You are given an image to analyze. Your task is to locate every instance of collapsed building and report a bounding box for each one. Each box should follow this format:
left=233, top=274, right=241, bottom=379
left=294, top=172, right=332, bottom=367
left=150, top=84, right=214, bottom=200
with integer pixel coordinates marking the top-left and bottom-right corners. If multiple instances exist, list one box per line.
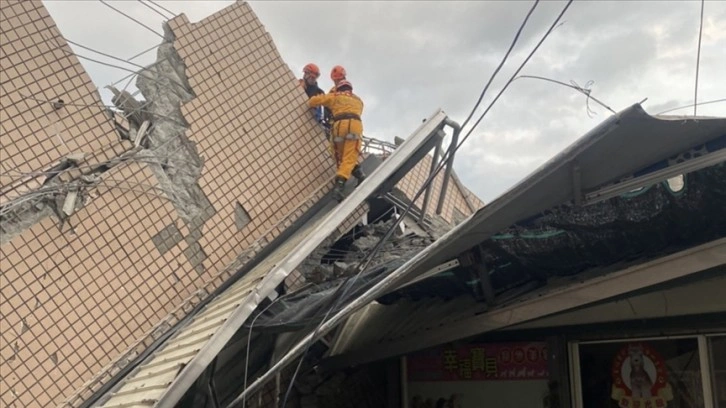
left=1, top=1, right=481, bottom=407
left=3, top=1, right=726, bottom=408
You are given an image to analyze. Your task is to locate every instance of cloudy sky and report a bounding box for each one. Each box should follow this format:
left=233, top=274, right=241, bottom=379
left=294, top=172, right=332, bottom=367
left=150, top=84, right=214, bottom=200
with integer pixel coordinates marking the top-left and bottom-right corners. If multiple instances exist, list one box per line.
left=42, top=1, right=725, bottom=202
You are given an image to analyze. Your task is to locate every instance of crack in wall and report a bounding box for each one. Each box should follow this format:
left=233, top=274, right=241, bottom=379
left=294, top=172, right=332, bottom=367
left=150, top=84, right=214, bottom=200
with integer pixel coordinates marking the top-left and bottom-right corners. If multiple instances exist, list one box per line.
left=2, top=23, right=215, bottom=277
left=0, top=157, right=103, bottom=245
left=134, top=23, right=215, bottom=274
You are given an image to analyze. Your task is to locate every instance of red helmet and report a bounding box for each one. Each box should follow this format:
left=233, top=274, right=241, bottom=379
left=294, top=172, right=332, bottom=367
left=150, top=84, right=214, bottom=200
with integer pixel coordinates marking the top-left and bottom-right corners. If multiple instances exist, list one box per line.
left=330, top=65, right=347, bottom=81
left=303, top=63, right=320, bottom=77
left=336, top=80, right=353, bottom=91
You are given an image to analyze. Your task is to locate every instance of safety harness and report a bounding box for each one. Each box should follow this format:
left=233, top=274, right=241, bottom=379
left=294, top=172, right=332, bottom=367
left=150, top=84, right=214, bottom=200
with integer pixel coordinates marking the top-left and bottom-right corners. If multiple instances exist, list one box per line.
left=331, top=112, right=362, bottom=142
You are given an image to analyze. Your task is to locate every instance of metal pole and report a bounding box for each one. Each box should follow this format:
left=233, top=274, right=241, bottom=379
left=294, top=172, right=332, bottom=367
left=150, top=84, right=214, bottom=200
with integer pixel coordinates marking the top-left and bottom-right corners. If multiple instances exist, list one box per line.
left=436, top=118, right=461, bottom=215
left=698, top=336, right=715, bottom=408
left=419, top=134, right=443, bottom=223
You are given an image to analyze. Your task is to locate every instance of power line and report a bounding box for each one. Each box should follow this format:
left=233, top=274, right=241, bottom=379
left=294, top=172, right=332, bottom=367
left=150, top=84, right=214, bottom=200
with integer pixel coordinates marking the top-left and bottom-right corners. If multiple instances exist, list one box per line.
left=147, top=0, right=176, bottom=18
left=241, top=293, right=294, bottom=408
left=126, top=43, right=162, bottom=62
left=41, top=30, right=190, bottom=99
left=459, top=0, right=540, bottom=131
left=64, top=37, right=151, bottom=72
left=694, top=0, right=705, bottom=116
left=17, top=92, right=188, bottom=129
left=137, top=0, right=169, bottom=19
left=39, top=30, right=154, bottom=78
left=513, top=74, right=616, bottom=115
left=655, top=98, right=726, bottom=115
left=461, top=0, right=574, bottom=148
left=99, top=0, right=164, bottom=38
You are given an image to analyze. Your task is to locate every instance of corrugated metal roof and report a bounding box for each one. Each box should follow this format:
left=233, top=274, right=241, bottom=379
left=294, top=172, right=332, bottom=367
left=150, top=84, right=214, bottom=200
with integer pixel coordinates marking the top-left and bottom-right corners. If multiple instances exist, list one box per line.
left=405, top=104, right=726, bottom=276
left=98, top=219, right=315, bottom=408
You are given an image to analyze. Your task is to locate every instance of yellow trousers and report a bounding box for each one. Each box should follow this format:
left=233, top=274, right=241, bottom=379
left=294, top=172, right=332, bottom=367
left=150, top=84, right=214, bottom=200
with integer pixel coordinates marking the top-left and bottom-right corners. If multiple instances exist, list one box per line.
left=331, top=137, right=361, bottom=180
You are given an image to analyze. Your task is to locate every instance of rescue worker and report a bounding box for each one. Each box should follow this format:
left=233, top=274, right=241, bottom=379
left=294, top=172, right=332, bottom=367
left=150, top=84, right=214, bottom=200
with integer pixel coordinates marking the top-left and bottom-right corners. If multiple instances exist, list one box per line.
left=299, top=63, right=331, bottom=129
left=308, top=78, right=366, bottom=201
left=299, top=63, right=324, bottom=97
left=327, top=66, right=366, bottom=190
left=329, top=64, right=347, bottom=93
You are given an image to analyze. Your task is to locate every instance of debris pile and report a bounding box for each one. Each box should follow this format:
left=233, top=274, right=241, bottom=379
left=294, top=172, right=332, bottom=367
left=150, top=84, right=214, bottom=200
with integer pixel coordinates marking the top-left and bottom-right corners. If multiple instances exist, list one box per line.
left=300, top=217, right=434, bottom=285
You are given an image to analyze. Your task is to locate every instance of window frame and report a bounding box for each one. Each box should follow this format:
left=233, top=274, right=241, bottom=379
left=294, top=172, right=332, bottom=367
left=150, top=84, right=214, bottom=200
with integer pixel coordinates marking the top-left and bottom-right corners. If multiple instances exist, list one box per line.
left=568, top=333, right=723, bottom=408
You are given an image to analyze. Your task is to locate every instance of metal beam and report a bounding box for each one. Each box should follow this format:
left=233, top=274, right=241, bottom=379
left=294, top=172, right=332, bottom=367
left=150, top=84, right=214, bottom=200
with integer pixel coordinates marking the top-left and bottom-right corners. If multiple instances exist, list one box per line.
left=584, top=148, right=726, bottom=204
left=320, top=238, right=726, bottom=370
left=419, top=132, right=443, bottom=223
left=474, top=260, right=496, bottom=307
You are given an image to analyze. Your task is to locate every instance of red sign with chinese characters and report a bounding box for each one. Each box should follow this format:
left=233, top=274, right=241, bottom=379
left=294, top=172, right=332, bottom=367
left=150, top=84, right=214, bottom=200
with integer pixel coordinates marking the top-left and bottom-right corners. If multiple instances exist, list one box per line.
left=407, top=342, right=549, bottom=381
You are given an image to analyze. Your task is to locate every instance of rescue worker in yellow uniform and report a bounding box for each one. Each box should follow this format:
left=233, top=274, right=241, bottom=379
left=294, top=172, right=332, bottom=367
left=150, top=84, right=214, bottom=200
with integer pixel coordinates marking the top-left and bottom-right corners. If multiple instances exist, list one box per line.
left=327, top=66, right=366, bottom=190
left=308, top=70, right=366, bottom=201
left=328, top=65, right=347, bottom=93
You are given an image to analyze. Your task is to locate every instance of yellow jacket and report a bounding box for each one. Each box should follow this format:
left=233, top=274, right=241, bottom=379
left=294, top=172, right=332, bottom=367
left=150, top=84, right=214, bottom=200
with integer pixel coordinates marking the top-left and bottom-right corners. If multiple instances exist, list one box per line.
left=308, top=91, right=364, bottom=137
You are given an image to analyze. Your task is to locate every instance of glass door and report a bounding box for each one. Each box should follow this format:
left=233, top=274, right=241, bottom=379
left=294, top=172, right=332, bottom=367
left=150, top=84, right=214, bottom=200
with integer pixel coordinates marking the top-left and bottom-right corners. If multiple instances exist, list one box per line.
left=570, top=335, right=725, bottom=408
left=710, top=336, right=726, bottom=408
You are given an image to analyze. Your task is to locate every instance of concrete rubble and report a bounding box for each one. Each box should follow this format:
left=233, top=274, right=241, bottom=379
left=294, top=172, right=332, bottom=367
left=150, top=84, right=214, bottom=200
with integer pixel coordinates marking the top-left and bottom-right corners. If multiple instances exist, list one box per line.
left=298, top=216, right=436, bottom=285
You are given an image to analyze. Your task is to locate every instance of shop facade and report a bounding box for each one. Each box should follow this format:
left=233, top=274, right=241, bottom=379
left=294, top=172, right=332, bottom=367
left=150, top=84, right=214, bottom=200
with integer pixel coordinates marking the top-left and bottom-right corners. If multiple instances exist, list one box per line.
left=402, top=329, right=725, bottom=408
left=399, top=271, right=726, bottom=408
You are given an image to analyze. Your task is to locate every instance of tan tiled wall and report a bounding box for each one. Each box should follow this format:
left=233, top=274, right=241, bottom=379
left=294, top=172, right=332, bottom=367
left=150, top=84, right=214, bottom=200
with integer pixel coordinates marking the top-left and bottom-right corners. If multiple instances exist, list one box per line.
left=1, top=1, right=337, bottom=407
left=1, top=164, right=183, bottom=407
left=395, top=153, right=482, bottom=224
left=167, top=2, right=336, bottom=279
left=0, top=0, right=124, bottom=205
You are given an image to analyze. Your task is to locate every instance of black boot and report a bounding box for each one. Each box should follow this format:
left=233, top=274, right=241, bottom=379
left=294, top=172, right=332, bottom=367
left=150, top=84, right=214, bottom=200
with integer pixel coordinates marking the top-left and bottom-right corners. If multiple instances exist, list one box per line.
left=352, top=165, right=366, bottom=186
left=332, top=176, right=346, bottom=202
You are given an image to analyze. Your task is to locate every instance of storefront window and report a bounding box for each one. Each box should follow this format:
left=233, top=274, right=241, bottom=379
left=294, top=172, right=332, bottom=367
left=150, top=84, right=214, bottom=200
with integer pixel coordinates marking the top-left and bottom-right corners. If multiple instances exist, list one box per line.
left=711, top=336, right=726, bottom=408
left=578, top=338, right=703, bottom=408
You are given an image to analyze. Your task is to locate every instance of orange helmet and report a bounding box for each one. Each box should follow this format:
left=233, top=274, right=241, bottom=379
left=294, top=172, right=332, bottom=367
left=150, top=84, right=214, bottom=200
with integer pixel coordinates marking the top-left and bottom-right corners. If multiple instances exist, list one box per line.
left=330, top=65, right=347, bottom=81
left=303, top=63, right=320, bottom=77
left=336, top=80, right=353, bottom=91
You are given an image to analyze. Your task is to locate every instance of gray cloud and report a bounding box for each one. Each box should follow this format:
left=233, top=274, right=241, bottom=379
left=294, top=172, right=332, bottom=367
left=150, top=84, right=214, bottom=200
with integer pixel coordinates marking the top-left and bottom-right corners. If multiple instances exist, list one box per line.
left=41, top=0, right=726, bottom=202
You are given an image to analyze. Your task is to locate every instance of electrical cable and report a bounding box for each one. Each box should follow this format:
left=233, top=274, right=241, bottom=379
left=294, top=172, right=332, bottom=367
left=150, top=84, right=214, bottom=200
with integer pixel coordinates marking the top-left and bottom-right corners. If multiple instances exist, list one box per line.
left=240, top=290, right=300, bottom=408
left=694, top=0, right=705, bottom=116
left=0, top=174, right=179, bottom=217
left=0, top=140, right=203, bottom=212
left=99, top=0, right=164, bottom=38
left=512, top=74, right=616, bottom=115
left=459, top=0, right=540, bottom=132
left=137, top=0, right=169, bottom=19
left=0, top=155, right=195, bottom=180
left=273, top=1, right=574, bottom=406
left=459, top=0, right=573, bottom=151
left=41, top=30, right=191, bottom=100
left=126, top=43, right=162, bottom=62
left=655, top=98, right=726, bottom=115
left=147, top=0, right=176, bottom=18
left=240, top=288, right=318, bottom=408
left=18, top=92, right=115, bottom=111
left=39, top=29, right=155, bottom=78
left=17, top=92, right=187, bottom=128
left=64, top=37, right=150, bottom=72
